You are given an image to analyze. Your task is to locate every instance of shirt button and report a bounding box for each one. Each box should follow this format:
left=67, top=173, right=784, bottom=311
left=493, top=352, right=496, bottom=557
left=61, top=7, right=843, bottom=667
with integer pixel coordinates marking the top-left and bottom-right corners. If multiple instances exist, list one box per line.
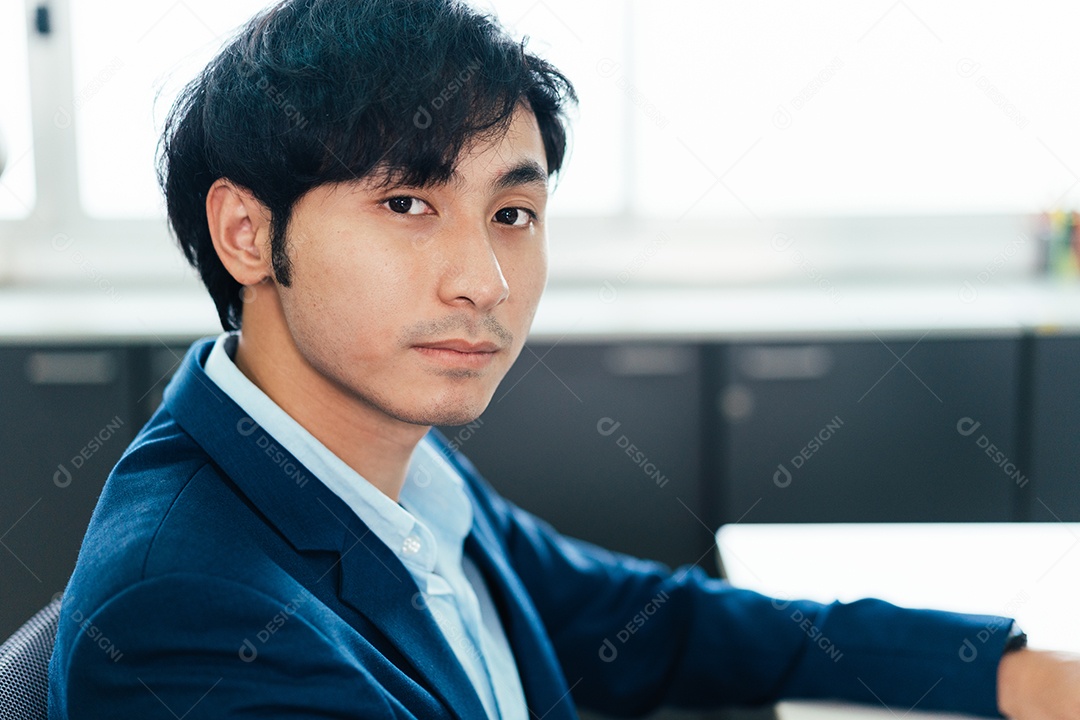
left=401, top=535, right=422, bottom=555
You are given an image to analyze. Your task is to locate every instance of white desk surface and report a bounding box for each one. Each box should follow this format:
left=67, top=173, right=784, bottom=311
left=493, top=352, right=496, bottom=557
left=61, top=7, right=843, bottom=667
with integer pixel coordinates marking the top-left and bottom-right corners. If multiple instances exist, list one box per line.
left=776, top=701, right=976, bottom=720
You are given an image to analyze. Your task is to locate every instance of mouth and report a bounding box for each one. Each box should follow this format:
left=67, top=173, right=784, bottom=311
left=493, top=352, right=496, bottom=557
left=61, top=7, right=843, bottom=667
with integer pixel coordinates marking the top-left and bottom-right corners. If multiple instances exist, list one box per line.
left=413, top=339, right=501, bottom=369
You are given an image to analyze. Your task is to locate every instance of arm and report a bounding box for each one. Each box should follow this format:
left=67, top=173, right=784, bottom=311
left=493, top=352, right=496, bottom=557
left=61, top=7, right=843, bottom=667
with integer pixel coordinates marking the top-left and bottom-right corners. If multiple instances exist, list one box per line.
left=480, top=486, right=1007, bottom=716
left=52, top=573, right=400, bottom=720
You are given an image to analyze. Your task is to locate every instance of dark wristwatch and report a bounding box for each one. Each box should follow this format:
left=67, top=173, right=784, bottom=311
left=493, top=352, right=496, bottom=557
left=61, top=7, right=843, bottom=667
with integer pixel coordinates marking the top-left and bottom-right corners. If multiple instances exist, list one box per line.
left=1003, top=622, right=1028, bottom=654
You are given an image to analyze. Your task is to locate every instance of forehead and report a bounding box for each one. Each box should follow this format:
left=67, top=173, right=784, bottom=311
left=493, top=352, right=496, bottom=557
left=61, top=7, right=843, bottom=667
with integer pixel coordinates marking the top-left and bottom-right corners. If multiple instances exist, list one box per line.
left=360, top=107, right=549, bottom=193
left=306, top=116, right=549, bottom=211
left=447, top=107, right=549, bottom=186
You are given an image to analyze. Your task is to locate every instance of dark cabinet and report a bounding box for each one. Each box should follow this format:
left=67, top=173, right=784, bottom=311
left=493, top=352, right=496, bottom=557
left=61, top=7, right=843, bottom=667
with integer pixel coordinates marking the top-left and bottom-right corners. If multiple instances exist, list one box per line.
left=1029, top=334, right=1080, bottom=521
left=0, top=346, right=138, bottom=637
left=442, top=342, right=710, bottom=571
left=2, top=330, right=1077, bottom=662
left=717, top=337, right=1022, bottom=524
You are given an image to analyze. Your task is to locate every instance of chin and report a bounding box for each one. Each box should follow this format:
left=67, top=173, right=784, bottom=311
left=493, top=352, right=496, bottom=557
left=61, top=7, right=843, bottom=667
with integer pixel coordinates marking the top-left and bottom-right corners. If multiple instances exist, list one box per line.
left=430, top=409, right=484, bottom=428
left=389, top=406, right=484, bottom=428
left=386, top=388, right=492, bottom=428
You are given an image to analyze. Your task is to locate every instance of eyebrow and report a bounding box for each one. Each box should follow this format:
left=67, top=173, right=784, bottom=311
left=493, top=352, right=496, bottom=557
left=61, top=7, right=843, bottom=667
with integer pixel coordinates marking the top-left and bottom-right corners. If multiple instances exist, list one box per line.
left=369, top=158, right=549, bottom=195
left=490, top=159, right=549, bottom=194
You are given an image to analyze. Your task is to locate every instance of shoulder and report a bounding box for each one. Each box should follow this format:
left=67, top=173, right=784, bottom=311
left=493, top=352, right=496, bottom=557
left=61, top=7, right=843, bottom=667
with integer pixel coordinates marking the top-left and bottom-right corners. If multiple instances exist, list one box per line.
left=62, top=407, right=285, bottom=634
left=49, top=573, right=399, bottom=720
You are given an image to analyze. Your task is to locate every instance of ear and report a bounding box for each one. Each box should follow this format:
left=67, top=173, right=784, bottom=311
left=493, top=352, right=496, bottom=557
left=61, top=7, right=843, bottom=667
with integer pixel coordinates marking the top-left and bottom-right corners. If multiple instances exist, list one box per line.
left=206, top=178, right=273, bottom=286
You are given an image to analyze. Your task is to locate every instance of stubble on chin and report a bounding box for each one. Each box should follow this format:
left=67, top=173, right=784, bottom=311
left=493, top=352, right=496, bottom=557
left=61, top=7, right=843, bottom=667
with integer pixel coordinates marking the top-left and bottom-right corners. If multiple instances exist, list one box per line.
left=383, top=391, right=489, bottom=428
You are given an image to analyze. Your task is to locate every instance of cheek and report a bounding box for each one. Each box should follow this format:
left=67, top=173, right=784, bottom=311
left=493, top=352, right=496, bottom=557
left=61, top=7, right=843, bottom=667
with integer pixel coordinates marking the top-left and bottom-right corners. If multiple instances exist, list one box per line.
left=504, top=244, right=548, bottom=312
left=509, top=273, right=544, bottom=317
left=284, top=236, right=416, bottom=358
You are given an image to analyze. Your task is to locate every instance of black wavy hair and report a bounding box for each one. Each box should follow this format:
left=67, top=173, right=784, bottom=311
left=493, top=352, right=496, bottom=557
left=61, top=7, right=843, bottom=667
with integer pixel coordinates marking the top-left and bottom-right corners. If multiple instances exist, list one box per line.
left=158, top=0, right=576, bottom=330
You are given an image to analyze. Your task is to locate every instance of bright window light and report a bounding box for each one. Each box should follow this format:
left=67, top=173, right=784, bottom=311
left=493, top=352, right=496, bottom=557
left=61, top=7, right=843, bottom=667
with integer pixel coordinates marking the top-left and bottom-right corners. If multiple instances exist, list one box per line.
left=0, top=3, right=37, bottom=219
left=69, top=0, right=626, bottom=220
left=70, top=0, right=268, bottom=218
left=632, top=1, right=1080, bottom=218
left=485, top=0, right=627, bottom=216
left=54, top=1, right=1080, bottom=222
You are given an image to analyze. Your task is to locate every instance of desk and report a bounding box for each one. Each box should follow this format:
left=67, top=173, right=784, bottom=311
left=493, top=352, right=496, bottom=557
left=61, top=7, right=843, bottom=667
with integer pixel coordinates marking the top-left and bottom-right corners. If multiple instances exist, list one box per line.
left=776, top=701, right=975, bottom=719
left=716, top=523, right=1080, bottom=719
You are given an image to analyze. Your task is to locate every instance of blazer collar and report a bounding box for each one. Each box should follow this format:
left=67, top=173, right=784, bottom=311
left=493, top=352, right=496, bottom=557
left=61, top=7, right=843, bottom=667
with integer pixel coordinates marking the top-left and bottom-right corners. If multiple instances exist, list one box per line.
left=164, top=338, right=348, bottom=553
left=163, top=338, right=489, bottom=720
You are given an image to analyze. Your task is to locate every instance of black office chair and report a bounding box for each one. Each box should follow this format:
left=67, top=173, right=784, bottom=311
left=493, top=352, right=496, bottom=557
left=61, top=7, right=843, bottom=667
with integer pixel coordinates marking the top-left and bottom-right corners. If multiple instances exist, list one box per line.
left=0, top=598, right=62, bottom=720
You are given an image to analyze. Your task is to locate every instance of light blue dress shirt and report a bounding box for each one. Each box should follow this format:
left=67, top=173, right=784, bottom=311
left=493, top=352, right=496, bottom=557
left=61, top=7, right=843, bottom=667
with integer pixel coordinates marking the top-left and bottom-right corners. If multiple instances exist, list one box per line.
left=204, top=332, right=527, bottom=720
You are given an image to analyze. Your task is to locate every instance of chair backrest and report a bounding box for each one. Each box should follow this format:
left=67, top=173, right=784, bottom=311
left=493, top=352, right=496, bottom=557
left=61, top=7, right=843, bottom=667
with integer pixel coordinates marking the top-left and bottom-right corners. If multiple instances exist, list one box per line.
left=0, top=598, right=62, bottom=720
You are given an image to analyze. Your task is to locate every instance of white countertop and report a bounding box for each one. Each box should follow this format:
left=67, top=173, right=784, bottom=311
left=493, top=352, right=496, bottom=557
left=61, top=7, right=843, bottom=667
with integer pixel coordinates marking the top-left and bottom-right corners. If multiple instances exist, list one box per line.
left=2, top=279, right=1080, bottom=344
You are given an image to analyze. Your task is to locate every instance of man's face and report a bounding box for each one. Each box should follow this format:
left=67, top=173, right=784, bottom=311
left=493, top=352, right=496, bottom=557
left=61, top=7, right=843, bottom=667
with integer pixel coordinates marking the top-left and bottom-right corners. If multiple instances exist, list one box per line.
left=272, top=107, right=549, bottom=428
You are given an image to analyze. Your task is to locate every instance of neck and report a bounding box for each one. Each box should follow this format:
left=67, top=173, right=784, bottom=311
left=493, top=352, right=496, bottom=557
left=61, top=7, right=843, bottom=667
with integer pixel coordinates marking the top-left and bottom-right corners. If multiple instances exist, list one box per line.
left=233, top=291, right=428, bottom=502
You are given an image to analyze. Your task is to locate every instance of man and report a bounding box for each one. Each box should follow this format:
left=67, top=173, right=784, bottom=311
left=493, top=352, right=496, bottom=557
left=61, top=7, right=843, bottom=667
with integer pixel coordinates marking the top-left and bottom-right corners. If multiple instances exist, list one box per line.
left=48, top=0, right=1080, bottom=718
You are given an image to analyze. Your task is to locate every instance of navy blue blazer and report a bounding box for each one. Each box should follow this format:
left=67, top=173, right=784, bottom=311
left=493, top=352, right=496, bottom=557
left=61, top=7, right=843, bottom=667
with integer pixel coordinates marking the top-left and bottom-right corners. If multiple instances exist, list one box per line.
left=49, top=338, right=1009, bottom=718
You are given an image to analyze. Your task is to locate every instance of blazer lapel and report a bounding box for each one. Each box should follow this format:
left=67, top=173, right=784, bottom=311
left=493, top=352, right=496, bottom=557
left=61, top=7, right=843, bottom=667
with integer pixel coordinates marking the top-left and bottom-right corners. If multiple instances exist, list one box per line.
left=164, top=341, right=348, bottom=554
left=163, top=339, right=489, bottom=720
left=334, top=512, right=490, bottom=720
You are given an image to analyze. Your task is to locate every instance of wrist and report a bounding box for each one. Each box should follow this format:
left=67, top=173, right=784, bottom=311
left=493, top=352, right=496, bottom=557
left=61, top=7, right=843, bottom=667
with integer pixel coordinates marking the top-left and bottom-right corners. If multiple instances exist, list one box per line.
left=997, top=646, right=1031, bottom=718
left=996, top=622, right=1029, bottom=718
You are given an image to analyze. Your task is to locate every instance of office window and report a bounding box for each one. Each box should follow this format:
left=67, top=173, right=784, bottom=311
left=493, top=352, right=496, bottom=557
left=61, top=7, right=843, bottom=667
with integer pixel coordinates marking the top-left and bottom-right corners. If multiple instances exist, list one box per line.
left=71, top=0, right=268, bottom=218
left=485, top=0, right=627, bottom=216
left=0, top=2, right=37, bottom=219
left=12, top=0, right=1080, bottom=255
left=69, top=0, right=626, bottom=219
left=632, top=1, right=1080, bottom=219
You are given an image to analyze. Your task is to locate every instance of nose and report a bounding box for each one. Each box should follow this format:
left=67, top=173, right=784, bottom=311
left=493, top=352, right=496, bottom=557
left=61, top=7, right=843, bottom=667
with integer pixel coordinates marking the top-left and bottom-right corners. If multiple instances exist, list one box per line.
left=435, top=221, right=510, bottom=312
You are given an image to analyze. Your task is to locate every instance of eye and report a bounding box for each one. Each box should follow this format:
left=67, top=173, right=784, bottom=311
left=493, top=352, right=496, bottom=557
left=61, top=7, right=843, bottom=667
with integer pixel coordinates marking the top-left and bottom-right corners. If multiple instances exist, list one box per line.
left=493, top=207, right=536, bottom=227
left=384, top=196, right=432, bottom=215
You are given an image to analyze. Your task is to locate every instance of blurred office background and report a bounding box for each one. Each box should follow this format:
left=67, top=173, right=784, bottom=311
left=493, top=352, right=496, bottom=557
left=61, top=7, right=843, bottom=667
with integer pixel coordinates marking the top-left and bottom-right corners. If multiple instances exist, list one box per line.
left=3, top=2, right=1080, bottom=719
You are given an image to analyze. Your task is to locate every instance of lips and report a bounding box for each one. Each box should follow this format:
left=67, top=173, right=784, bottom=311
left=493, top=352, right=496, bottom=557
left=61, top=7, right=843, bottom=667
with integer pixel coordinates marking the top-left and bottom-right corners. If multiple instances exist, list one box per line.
left=412, top=339, right=501, bottom=369
left=414, top=339, right=500, bottom=353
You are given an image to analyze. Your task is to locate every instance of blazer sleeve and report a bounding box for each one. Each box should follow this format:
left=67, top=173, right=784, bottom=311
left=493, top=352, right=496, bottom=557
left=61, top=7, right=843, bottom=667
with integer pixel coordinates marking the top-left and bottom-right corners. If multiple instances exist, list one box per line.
left=478, top=484, right=1009, bottom=718
left=51, top=573, right=403, bottom=720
